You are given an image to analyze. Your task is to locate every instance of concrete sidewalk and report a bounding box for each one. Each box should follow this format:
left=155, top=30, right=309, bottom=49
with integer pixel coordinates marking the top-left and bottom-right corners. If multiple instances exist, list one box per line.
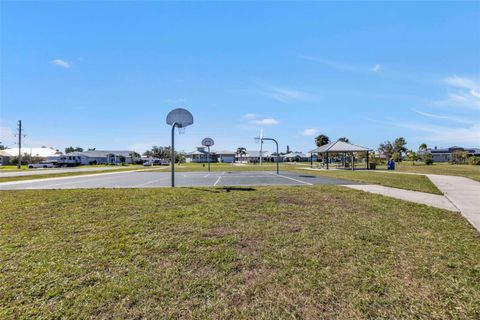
left=427, top=174, right=480, bottom=232
left=342, top=184, right=459, bottom=212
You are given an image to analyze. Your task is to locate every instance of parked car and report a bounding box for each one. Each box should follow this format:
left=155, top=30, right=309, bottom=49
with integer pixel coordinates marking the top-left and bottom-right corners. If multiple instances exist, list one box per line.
left=28, top=161, right=56, bottom=169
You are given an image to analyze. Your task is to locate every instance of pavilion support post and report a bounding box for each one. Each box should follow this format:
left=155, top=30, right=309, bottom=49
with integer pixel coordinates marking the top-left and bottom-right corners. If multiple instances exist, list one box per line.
left=310, top=153, right=313, bottom=168
left=352, top=152, right=355, bottom=171
left=366, top=151, right=369, bottom=170
left=326, top=152, right=329, bottom=169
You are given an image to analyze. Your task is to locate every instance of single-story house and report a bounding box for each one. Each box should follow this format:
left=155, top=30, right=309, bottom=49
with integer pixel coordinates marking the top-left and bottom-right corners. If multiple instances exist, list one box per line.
left=1, top=147, right=63, bottom=164
left=58, top=150, right=140, bottom=166
left=236, top=151, right=271, bottom=163
left=419, top=146, right=480, bottom=162
left=185, top=147, right=236, bottom=163
left=284, top=152, right=312, bottom=162
left=215, top=150, right=236, bottom=163
left=0, top=150, right=11, bottom=165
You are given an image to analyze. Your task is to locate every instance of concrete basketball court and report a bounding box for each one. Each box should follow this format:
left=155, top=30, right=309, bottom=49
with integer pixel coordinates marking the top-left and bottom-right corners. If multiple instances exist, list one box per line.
left=0, top=170, right=360, bottom=190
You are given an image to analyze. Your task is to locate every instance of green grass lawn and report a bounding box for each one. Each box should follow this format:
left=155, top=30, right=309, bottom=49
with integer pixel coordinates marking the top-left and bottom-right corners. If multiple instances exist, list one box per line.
left=378, top=162, right=480, bottom=182
left=294, top=168, right=442, bottom=195
left=0, top=166, right=147, bottom=183
left=1, top=187, right=479, bottom=319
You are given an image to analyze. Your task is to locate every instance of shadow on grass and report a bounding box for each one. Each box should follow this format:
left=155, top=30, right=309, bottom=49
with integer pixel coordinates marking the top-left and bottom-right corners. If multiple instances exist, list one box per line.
left=186, top=187, right=257, bottom=193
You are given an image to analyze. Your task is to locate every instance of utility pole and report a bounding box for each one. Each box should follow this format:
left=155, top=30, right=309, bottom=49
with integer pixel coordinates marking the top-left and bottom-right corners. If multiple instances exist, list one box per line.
left=17, top=120, right=22, bottom=169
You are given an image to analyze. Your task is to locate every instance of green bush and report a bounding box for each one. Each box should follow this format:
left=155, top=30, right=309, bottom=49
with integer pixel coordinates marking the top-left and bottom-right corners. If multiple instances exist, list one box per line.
left=468, top=156, right=480, bottom=165
left=423, top=154, right=434, bottom=165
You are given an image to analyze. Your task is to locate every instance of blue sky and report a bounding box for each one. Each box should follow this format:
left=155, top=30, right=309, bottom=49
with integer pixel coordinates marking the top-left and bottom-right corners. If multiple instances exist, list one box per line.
left=1, top=1, right=479, bottom=154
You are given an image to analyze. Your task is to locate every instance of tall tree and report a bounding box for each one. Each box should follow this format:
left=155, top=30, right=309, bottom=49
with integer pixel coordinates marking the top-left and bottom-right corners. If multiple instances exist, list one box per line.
left=315, top=134, right=330, bottom=147
left=393, top=137, right=407, bottom=155
left=419, top=143, right=427, bottom=151
left=236, top=147, right=246, bottom=162
left=338, top=137, right=349, bottom=143
left=378, top=141, right=394, bottom=159
left=65, top=146, right=83, bottom=154
left=129, top=151, right=141, bottom=164
left=0, top=144, right=6, bottom=150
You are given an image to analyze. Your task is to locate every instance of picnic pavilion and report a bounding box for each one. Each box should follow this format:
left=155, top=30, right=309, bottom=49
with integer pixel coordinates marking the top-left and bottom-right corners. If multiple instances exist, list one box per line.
left=309, top=140, right=373, bottom=170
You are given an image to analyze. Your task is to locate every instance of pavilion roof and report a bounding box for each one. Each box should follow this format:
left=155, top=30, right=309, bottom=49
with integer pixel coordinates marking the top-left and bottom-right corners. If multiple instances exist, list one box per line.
left=309, top=140, right=371, bottom=153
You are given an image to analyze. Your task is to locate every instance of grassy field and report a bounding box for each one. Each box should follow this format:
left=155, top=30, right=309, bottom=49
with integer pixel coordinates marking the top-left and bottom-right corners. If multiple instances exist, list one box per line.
left=378, top=162, right=480, bottom=182
left=0, top=166, right=147, bottom=183
left=1, top=187, right=479, bottom=319
left=293, top=168, right=442, bottom=195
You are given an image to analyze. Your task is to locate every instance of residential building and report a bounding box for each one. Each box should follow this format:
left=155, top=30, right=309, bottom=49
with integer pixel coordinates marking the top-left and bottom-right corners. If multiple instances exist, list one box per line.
left=185, top=147, right=236, bottom=163
left=58, top=150, right=139, bottom=166
left=419, top=146, right=480, bottom=163
left=236, top=150, right=271, bottom=163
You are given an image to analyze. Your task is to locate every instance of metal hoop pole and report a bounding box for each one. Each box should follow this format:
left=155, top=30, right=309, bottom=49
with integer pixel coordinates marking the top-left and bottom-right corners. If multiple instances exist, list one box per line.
left=208, top=146, right=211, bottom=172
left=171, top=123, right=177, bottom=187
left=261, top=138, right=279, bottom=174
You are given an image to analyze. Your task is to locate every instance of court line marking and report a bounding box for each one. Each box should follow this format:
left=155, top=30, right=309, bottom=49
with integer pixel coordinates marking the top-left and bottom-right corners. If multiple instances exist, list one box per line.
left=133, top=176, right=170, bottom=187
left=213, top=172, right=224, bottom=186
left=268, top=172, right=313, bottom=185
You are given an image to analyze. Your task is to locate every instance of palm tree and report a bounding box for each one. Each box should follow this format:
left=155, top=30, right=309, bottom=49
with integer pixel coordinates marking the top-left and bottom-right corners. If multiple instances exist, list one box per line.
left=338, top=137, right=349, bottom=143
left=236, top=147, right=246, bottom=163
left=315, top=134, right=330, bottom=147
left=129, top=151, right=141, bottom=165
left=419, top=143, right=427, bottom=151
left=378, top=141, right=394, bottom=159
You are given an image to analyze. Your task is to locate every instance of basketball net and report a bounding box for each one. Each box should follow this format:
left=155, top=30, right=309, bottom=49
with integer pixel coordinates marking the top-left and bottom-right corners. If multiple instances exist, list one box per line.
left=178, top=127, right=186, bottom=135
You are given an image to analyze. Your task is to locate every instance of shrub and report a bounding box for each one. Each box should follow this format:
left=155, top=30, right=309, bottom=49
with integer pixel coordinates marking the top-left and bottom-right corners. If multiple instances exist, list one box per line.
left=423, top=154, right=434, bottom=165
left=468, top=156, right=480, bottom=165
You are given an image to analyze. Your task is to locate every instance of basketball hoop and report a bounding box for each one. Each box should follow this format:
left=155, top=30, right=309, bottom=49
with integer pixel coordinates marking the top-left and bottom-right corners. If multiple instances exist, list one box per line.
left=166, top=108, right=194, bottom=187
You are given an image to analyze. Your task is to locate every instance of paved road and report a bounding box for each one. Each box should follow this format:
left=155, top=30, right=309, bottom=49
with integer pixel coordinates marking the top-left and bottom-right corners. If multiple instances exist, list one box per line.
left=0, top=166, right=143, bottom=178
left=0, top=170, right=359, bottom=190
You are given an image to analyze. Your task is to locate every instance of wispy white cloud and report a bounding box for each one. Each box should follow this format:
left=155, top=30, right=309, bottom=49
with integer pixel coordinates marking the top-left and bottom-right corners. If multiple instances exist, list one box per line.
left=51, top=59, right=71, bottom=68
left=436, top=76, right=480, bottom=109
left=444, top=76, right=480, bottom=91
left=371, top=64, right=381, bottom=72
left=242, top=113, right=259, bottom=120
left=261, top=85, right=310, bottom=103
left=250, top=118, right=279, bottom=125
left=299, top=54, right=357, bottom=71
left=399, top=122, right=480, bottom=145
left=411, top=108, right=473, bottom=124
left=301, top=128, right=318, bottom=136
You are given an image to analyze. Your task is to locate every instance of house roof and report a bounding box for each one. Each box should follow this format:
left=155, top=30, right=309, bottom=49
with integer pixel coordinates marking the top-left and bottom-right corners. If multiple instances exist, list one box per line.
left=244, top=151, right=270, bottom=157
left=3, top=147, right=62, bottom=157
left=309, top=140, right=371, bottom=153
left=284, top=152, right=308, bottom=158
left=215, top=150, right=236, bottom=155
left=0, top=150, right=11, bottom=157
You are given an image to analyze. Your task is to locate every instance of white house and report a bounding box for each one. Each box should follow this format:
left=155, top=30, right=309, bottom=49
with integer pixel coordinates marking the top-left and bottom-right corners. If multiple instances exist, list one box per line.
left=3, top=147, right=62, bottom=160
left=58, top=150, right=139, bottom=166
left=185, top=147, right=236, bottom=163
left=236, top=150, right=271, bottom=163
